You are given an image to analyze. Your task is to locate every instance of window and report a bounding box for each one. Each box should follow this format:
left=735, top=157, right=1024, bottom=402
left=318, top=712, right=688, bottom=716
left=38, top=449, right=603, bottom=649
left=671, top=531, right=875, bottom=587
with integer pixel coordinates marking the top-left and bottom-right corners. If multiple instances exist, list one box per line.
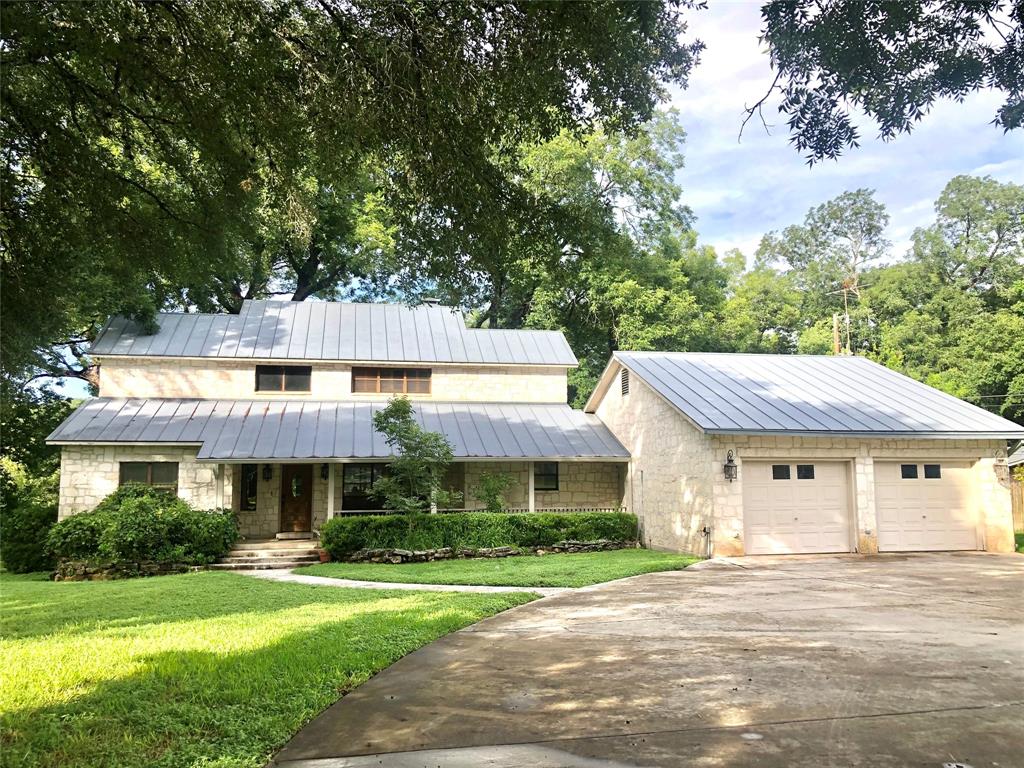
left=796, top=464, right=815, bottom=480
left=352, top=367, right=431, bottom=394
left=924, top=464, right=942, bottom=479
left=771, top=464, right=791, bottom=480
left=342, top=464, right=387, bottom=511
left=255, top=365, right=312, bottom=392
left=620, top=368, right=630, bottom=396
left=901, top=464, right=919, bottom=479
left=240, top=464, right=258, bottom=511
left=119, top=462, right=178, bottom=492
left=534, top=462, right=559, bottom=491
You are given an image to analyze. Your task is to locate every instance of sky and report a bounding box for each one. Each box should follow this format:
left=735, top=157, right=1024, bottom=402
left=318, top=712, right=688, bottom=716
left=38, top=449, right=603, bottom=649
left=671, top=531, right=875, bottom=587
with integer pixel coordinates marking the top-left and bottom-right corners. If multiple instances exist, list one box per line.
left=670, top=1, right=1024, bottom=262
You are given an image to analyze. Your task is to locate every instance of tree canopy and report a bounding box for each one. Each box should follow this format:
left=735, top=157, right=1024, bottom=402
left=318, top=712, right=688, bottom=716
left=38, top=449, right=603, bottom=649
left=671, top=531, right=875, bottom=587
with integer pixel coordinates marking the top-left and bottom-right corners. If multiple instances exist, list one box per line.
left=759, top=0, right=1024, bottom=162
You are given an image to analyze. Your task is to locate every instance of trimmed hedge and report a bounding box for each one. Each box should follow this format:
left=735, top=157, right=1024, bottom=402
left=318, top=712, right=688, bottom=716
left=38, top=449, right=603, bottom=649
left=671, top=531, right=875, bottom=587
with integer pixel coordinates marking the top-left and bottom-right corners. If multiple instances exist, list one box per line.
left=0, top=502, right=57, bottom=573
left=319, top=511, right=638, bottom=557
left=47, top=484, right=238, bottom=569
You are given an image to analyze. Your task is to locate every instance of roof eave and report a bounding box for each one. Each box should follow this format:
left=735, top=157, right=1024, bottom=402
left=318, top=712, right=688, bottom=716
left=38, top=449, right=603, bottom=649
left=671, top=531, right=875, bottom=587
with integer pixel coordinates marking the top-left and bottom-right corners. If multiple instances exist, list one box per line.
left=704, top=429, right=1024, bottom=440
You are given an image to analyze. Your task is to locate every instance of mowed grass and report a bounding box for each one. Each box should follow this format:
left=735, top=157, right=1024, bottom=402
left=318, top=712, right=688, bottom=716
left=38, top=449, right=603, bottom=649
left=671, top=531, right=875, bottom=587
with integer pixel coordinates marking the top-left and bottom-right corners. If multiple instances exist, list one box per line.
left=298, top=549, right=699, bottom=588
left=0, top=572, right=536, bottom=768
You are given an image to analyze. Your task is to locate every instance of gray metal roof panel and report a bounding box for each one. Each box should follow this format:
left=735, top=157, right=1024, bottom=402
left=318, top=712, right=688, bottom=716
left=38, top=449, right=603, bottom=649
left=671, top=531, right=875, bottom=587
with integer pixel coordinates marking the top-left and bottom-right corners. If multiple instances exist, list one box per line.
left=613, top=352, right=1024, bottom=438
left=48, top=398, right=629, bottom=460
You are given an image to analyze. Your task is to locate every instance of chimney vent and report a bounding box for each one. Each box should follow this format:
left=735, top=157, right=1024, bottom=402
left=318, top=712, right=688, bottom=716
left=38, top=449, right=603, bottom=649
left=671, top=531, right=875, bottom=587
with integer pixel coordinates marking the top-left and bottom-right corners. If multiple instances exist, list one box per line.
left=422, top=297, right=440, bottom=306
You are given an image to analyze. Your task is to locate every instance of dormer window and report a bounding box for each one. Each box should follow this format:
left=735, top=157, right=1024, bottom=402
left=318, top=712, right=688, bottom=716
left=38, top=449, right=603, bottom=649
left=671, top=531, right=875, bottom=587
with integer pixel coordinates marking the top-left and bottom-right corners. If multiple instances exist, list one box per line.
left=256, top=365, right=312, bottom=392
left=352, top=367, right=431, bottom=394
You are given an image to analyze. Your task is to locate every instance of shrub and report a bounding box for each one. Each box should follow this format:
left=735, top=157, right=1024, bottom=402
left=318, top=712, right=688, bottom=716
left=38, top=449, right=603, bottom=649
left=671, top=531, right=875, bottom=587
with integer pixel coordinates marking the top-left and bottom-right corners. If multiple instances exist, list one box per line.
left=47, top=485, right=238, bottom=569
left=0, top=501, right=58, bottom=573
left=320, top=511, right=637, bottom=557
left=471, top=472, right=514, bottom=513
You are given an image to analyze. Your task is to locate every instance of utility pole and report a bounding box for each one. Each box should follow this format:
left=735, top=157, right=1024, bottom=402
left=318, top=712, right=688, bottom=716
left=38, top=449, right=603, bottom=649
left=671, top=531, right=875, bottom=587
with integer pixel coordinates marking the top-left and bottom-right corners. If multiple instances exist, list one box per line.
left=832, top=313, right=841, bottom=355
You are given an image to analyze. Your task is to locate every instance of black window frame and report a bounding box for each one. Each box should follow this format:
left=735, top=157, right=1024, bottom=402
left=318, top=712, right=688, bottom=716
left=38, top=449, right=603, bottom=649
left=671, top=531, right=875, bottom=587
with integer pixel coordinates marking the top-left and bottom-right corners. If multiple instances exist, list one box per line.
left=796, top=464, right=815, bottom=480
left=900, top=464, right=919, bottom=479
left=534, top=462, right=559, bottom=491
left=771, top=464, right=791, bottom=480
left=118, top=461, right=179, bottom=493
left=923, top=464, right=942, bottom=479
left=240, top=464, right=259, bottom=511
left=342, top=463, right=387, bottom=511
left=255, top=364, right=312, bottom=393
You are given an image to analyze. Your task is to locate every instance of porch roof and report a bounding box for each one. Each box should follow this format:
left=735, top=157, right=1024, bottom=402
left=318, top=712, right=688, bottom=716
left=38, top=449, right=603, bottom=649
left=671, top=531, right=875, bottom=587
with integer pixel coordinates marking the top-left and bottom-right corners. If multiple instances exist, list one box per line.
left=47, top=398, right=630, bottom=461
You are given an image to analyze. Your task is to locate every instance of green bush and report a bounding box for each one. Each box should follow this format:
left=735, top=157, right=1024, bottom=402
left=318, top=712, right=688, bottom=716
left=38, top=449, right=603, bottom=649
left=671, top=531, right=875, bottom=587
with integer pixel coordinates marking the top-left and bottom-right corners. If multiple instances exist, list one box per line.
left=320, top=511, right=637, bottom=557
left=47, top=485, right=238, bottom=568
left=0, top=501, right=58, bottom=573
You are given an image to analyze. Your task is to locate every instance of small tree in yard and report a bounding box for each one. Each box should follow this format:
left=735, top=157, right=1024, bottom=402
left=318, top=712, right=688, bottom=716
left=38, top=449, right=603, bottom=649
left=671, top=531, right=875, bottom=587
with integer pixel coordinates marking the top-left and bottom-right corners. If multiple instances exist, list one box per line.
left=472, top=472, right=514, bottom=513
left=371, top=397, right=462, bottom=514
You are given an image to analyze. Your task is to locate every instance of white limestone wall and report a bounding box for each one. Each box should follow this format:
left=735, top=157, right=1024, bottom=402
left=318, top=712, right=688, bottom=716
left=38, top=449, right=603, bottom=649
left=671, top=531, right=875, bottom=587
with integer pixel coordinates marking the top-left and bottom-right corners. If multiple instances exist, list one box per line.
left=595, top=372, right=717, bottom=555
left=461, top=461, right=624, bottom=511
left=58, top=445, right=229, bottom=519
left=97, top=358, right=568, bottom=403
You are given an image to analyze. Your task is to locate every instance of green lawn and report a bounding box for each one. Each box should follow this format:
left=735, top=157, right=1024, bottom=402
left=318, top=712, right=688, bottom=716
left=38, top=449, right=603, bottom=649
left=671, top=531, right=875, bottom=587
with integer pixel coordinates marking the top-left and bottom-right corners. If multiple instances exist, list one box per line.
left=297, top=549, right=699, bottom=588
left=0, top=571, right=535, bottom=768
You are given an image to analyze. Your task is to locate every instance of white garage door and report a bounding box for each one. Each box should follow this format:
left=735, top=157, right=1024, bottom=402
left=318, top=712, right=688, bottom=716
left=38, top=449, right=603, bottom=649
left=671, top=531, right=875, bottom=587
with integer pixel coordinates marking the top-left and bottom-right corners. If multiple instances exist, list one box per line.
left=875, top=461, right=978, bottom=551
left=742, top=461, right=852, bottom=555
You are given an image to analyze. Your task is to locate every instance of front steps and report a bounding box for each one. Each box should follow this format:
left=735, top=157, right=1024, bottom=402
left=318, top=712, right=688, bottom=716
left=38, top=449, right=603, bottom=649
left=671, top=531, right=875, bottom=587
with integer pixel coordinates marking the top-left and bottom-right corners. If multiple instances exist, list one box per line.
left=211, top=538, right=320, bottom=570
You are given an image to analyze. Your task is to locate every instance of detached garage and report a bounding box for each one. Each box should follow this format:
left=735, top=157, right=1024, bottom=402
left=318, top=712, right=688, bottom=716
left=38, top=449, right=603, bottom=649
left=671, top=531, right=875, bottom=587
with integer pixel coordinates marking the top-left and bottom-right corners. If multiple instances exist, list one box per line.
left=587, top=352, right=1023, bottom=557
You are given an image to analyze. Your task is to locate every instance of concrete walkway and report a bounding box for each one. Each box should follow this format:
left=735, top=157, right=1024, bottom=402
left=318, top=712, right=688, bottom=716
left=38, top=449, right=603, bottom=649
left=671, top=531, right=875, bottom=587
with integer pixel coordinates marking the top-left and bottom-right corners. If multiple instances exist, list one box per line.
left=238, top=567, right=570, bottom=597
left=270, top=552, right=1024, bottom=768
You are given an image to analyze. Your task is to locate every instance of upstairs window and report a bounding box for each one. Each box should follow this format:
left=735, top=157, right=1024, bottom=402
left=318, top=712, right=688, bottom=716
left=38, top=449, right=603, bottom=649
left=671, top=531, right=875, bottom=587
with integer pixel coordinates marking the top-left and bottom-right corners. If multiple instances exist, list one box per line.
left=534, top=462, right=559, bottom=491
left=256, top=365, right=312, bottom=392
left=119, top=462, right=178, bottom=493
left=352, top=367, right=431, bottom=394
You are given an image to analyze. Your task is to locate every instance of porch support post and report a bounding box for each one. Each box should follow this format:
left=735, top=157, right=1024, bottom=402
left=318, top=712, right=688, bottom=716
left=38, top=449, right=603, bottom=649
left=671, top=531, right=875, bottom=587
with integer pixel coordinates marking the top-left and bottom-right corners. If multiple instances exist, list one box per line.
left=216, top=464, right=225, bottom=508
left=327, top=463, right=336, bottom=520
left=528, top=460, right=536, bottom=513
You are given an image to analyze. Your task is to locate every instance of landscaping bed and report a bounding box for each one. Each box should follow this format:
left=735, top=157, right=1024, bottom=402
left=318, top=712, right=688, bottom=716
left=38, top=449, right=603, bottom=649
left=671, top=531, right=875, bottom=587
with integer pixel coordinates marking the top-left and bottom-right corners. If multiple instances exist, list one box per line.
left=297, top=549, right=699, bottom=588
left=0, top=570, right=535, bottom=768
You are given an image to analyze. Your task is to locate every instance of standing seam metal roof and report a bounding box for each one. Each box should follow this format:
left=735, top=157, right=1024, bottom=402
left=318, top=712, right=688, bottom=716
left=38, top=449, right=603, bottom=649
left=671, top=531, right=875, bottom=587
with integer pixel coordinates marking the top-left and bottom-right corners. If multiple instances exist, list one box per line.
left=46, top=398, right=630, bottom=461
left=90, top=300, right=577, bottom=366
left=596, top=352, right=1024, bottom=438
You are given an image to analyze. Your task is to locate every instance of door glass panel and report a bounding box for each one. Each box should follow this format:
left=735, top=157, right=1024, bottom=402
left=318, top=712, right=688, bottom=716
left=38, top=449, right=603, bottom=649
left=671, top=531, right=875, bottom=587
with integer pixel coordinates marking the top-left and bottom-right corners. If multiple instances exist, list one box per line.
left=923, top=464, right=941, bottom=479
left=291, top=475, right=303, bottom=498
left=900, top=464, right=918, bottom=479
left=796, top=464, right=815, bottom=480
left=771, top=464, right=791, bottom=480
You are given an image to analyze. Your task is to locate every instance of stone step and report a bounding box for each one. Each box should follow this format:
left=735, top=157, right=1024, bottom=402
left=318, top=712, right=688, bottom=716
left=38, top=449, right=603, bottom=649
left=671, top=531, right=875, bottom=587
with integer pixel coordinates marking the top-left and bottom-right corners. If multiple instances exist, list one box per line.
left=225, top=548, right=319, bottom=559
left=209, top=559, right=316, bottom=571
left=233, top=539, right=319, bottom=551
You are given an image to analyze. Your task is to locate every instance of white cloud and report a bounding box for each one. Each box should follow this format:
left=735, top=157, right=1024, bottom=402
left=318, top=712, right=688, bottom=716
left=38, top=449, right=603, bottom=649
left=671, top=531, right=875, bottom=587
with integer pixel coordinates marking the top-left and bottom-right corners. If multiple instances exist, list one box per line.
left=673, top=2, right=1024, bottom=265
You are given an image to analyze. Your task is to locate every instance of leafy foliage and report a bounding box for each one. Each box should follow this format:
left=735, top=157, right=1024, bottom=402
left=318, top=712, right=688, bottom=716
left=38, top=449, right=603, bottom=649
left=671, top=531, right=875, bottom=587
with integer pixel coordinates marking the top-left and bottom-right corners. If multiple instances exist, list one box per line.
left=471, top=472, right=515, bottom=514
left=319, top=511, right=637, bottom=557
left=46, top=484, right=238, bottom=568
left=0, top=500, right=56, bottom=573
left=370, top=397, right=461, bottom=513
left=1, top=0, right=700, bottom=378
left=760, top=0, right=1024, bottom=162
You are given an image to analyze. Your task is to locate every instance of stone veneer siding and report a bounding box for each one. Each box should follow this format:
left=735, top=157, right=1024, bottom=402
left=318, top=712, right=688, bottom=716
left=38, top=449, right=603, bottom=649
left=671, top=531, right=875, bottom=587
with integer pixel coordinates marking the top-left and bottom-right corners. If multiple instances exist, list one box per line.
left=460, top=461, right=623, bottom=510
left=97, top=358, right=568, bottom=403
left=58, top=445, right=229, bottom=519
left=594, top=366, right=1015, bottom=556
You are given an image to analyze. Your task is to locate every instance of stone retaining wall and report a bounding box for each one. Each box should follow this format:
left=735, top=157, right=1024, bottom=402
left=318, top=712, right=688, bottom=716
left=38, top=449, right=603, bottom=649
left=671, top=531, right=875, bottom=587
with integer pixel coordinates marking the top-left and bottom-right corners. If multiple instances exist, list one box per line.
left=343, top=539, right=635, bottom=564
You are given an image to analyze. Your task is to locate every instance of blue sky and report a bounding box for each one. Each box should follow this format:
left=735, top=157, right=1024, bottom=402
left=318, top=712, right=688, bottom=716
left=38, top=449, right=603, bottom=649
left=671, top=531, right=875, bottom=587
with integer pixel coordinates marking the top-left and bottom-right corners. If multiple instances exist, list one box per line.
left=671, top=2, right=1024, bottom=262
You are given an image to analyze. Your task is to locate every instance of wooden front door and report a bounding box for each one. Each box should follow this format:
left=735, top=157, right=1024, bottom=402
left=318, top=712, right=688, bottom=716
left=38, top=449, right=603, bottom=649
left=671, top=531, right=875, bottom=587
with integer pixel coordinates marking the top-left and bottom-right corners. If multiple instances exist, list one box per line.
left=279, top=464, right=313, bottom=532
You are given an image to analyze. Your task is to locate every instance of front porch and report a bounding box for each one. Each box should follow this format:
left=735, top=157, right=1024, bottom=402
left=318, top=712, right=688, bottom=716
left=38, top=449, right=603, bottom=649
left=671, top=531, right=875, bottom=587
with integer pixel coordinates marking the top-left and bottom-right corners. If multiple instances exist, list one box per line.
left=225, top=460, right=627, bottom=540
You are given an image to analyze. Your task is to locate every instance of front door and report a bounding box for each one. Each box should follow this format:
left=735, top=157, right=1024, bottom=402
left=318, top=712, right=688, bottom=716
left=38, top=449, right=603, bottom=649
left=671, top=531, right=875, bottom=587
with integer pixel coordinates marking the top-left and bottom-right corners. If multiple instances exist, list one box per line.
left=280, top=464, right=313, bottom=532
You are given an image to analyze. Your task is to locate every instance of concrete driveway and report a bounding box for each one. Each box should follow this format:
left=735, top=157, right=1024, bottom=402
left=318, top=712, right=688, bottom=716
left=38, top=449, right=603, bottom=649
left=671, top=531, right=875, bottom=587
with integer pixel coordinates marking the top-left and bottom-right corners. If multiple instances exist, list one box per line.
left=272, top=553, right=1024, bottom=768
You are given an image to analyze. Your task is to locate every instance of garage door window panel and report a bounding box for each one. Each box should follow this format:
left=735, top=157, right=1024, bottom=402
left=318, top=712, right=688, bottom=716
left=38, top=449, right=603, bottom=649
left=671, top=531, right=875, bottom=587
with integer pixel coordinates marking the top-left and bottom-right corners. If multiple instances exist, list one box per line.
left=772, top=464, right=791, bottom=480
left=796, top=464, right=815, bottom=480
left=900, top=464, right=918, bottom=479
left=924, top=464, right=941, bottom=479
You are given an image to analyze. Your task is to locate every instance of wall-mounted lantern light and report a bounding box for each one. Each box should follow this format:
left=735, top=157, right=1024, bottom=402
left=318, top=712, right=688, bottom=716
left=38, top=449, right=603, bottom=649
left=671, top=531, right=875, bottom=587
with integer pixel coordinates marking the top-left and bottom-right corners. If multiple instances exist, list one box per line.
left=320, top=463, right=330, bottom=480
left=262, top=464, right=273, bottom=481
left=723, top=451, right=738, bottom=483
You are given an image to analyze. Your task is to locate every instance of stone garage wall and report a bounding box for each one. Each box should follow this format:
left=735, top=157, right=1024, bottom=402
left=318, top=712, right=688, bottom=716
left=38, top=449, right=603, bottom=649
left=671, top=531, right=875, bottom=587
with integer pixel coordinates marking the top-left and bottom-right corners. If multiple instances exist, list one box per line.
left=594, top=369, right=717, bottom=555
left=57, top=445, right=228, bottom=519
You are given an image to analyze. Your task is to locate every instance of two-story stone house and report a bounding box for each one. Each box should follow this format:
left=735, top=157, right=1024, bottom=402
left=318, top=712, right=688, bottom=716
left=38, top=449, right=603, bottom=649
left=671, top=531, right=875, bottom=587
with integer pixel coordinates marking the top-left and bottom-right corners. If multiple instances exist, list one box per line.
left=48, top=300, right=629, bottom=539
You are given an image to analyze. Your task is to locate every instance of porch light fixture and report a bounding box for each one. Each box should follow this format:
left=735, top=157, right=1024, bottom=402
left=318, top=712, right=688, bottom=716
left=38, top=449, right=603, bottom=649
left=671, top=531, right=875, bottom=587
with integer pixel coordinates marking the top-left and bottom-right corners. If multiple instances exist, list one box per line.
left=262, top=464, right=273, bottom=481
left=320, top=463, right=330, bottom=480
left=723, top=451, right=738, bottom=483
